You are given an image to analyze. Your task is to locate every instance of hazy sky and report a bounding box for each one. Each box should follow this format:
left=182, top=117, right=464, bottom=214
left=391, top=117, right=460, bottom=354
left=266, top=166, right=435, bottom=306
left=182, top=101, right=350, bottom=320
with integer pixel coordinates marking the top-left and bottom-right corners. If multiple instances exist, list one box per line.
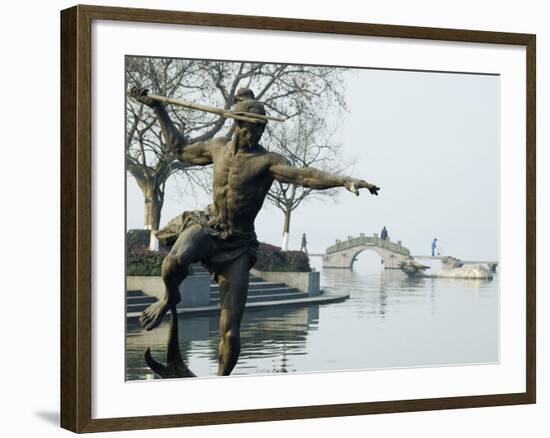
left=127, top=67, right=499, bottom=261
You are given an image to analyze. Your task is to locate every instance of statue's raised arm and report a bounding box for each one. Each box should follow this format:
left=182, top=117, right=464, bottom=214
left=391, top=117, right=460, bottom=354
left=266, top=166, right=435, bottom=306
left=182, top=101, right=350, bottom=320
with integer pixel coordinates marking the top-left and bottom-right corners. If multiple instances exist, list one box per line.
left=129, top=87, right=214, bottom=166
left=269, top=154, right=380, bottom=196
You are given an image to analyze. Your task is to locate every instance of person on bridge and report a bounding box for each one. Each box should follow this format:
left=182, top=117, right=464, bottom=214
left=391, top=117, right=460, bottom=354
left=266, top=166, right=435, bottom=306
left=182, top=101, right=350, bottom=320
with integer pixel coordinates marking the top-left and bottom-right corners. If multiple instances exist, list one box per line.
left=431, top=238, right=438, bottom=256
left=300, top=233, right=308, bottom=254
left=380, top=226, right=388, bottom=241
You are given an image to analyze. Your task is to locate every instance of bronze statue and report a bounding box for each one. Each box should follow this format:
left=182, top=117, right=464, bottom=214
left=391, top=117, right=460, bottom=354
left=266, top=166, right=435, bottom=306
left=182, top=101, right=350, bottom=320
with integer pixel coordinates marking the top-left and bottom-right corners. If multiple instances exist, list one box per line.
left=129, top=86, right=380, bottom=376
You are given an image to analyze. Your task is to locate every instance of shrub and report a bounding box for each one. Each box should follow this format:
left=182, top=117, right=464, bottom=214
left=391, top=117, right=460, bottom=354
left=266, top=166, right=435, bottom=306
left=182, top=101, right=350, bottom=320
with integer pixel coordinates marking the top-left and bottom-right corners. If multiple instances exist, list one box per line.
left=127, top=247, right=167, bottom=276
left=126, top=229, right=310, bottom=275
left=254, top=242, right=311, bottom=272
left=126, top=230, right=168, bottom=276
left=127, top=229, right=150, bottom=252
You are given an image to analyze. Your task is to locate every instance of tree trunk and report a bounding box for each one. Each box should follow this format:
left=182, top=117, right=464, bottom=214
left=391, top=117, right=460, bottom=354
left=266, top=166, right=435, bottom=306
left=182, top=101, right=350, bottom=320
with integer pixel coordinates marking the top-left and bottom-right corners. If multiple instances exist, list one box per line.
left=143, top=185, right=164, bottom=251
left=280, top=185, right=295, bottom=251
left=281, top=209, right=291, bottom=251
left=144, top=197, right=153, bottom=230
left=150, top=194, right=162, bottom=231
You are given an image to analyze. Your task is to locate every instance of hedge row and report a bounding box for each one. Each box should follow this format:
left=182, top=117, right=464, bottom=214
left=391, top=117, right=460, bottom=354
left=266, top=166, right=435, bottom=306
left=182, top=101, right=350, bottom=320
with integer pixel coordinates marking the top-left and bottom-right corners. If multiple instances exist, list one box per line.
left=127, top=247, right=166, bottom=276
left=127, top=229, right=167, bottom=276
left=254, top=242, right=311, bottom=272
left=126, top=229, right=311, bottom=276
left=127, top=228, right=150, bottom=251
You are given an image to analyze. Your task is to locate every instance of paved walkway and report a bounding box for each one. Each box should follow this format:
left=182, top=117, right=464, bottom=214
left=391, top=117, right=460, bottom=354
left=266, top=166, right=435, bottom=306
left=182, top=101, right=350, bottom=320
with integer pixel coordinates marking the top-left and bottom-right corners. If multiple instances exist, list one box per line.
left=127, top=290, right=349, bottom=320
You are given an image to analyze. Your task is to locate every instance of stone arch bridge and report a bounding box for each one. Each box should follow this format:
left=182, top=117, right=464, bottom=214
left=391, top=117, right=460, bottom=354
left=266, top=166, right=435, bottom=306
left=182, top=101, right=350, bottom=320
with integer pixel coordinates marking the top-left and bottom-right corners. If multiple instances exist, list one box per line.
left=322, top=233, right=411, bottom=269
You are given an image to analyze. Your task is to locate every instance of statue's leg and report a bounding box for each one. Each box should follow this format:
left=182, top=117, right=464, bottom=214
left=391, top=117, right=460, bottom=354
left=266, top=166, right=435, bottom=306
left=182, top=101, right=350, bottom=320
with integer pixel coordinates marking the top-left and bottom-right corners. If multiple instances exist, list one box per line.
left=139, top=224, right=214, bottom=331
left=216, top=254, right=250, bottom=376
left=144, top=304, right=197, bottom=378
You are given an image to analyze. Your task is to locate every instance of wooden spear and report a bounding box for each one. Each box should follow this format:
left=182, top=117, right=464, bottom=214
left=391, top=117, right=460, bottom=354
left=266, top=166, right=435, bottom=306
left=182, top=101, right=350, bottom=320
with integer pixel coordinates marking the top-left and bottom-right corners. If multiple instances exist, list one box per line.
left=128, top=91, right=286, bottom=124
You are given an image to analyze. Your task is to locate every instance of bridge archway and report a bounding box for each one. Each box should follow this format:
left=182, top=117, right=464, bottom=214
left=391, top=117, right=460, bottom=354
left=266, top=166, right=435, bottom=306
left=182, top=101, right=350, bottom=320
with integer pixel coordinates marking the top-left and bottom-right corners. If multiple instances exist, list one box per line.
left=349, top=247, right=385, bottom=272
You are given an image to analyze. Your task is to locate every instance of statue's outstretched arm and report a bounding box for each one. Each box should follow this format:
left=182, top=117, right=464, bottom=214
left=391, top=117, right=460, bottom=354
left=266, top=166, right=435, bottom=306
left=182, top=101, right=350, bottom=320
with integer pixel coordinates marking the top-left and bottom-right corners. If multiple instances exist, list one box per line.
left=270, top=158, right=380, bottom=196
left=129, top=87, right=213, bottom=166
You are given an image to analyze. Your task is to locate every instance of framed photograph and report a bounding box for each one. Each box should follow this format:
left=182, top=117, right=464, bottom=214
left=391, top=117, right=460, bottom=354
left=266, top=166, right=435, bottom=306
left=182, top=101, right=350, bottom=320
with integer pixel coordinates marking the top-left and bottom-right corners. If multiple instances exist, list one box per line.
left=60, top=5, right=536, bottom=433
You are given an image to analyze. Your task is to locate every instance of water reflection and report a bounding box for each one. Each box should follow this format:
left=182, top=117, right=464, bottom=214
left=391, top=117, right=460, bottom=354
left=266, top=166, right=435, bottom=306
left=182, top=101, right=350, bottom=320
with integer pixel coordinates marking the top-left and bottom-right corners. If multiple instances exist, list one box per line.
left=126, top=268, right=498, bottom=380
left=127, top=305, right=319, bottom=380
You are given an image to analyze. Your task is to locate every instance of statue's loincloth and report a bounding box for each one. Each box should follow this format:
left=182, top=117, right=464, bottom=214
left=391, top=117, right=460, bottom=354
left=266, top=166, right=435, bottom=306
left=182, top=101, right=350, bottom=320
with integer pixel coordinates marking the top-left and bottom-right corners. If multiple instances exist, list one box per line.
left=155, top=205, right=258, bottom=276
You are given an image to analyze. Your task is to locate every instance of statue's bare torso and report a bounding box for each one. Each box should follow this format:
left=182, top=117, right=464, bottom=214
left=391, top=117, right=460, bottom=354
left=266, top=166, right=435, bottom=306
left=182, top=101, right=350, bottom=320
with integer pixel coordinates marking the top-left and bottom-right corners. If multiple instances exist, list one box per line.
left=209, top=139, right=277, bottom=235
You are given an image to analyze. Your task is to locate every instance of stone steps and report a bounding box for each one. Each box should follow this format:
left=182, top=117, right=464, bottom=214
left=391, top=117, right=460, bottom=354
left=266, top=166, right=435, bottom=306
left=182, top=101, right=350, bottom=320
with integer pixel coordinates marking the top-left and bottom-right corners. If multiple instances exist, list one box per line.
left=128, top=281, right=290, bottom=296
left=127, top=290, right=349, bottom=320
left=126, top=285, right=307, bottom=313
left=126, top=294, right=157, bottom=305
left=209, top=285, right=299, bottom=298
left=209, top=281, right=287, bottom=291
left=126, top=264, right=309, bottom=313
left=210, top=290, right=306, bottom=305
left=127, top=301, right=156, bottom=313
left=127, top=289, right=148, bottom=298
left=191, top=265, right=268, bottom=284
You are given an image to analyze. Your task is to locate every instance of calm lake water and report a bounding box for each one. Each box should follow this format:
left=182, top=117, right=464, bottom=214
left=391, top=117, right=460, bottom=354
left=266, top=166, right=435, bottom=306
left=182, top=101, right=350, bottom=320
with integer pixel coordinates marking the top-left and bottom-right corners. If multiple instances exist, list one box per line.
left=126, top=257, right=499, bottom=380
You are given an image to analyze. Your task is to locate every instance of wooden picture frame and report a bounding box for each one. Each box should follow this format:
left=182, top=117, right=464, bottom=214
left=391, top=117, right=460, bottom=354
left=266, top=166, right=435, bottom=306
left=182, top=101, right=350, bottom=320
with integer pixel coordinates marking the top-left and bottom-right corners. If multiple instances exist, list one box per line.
left=60, top=4, right=536, bottom=433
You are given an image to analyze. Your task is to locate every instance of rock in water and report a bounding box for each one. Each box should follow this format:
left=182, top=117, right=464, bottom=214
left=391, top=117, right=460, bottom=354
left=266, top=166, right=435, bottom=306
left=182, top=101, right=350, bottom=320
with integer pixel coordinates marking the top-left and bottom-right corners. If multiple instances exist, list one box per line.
left=435, top=264, right=493, bottom=280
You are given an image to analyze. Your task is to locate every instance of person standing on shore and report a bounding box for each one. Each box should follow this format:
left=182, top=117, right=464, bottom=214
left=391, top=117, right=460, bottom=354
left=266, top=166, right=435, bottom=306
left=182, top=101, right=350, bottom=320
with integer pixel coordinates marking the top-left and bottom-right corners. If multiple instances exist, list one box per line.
left=300, top=233, right=308, bottom=254
left=431, top=238, right=438, bottom=256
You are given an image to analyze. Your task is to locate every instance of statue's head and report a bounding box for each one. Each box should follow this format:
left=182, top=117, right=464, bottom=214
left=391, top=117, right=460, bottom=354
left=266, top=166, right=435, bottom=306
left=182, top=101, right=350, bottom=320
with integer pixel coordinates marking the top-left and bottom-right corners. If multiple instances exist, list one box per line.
left=232, top=89, right=266, bottom=148
left=234, top=88, right=256, bottom=103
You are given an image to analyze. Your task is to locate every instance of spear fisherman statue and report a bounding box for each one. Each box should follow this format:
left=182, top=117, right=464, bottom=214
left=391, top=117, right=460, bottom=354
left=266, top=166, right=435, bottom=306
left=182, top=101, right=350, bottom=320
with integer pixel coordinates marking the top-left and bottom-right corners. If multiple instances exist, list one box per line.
left=129, top=86, right=380, bottom=377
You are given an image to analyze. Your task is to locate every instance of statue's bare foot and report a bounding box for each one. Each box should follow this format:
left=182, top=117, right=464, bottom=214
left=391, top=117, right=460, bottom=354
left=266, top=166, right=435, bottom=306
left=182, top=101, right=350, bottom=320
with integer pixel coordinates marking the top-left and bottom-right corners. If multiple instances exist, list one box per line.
left=139, top=300, right=171, bottom=331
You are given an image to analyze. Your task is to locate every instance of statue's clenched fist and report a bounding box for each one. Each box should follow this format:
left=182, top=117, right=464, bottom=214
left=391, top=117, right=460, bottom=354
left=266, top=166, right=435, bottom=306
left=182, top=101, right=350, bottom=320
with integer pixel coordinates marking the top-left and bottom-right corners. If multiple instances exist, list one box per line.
left=129, top=86, right=158, bottom=108
left=344, top=178, right=380, bottom=196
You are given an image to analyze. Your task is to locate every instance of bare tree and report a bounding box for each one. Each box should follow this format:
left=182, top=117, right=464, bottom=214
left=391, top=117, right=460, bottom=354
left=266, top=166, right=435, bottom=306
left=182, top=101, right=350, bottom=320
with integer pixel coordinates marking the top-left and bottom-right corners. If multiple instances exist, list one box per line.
left=126, top=58, right=206, bottom=249
left=265, top=112, right=350, bottom=250
left=126, top=57, right=348, bottom=248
